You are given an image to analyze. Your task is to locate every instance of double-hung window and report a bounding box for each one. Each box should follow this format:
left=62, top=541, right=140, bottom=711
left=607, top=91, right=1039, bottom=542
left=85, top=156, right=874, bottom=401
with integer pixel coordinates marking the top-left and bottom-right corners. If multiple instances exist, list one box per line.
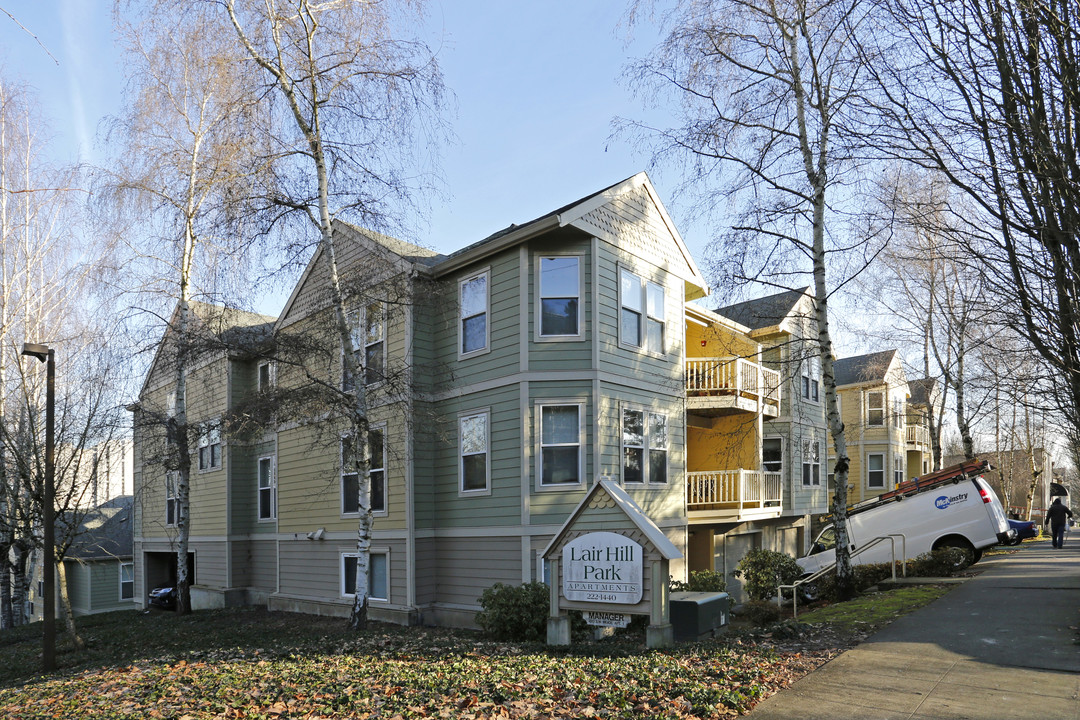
left=341, top=437, right=359, bottom=515
left=893, top=457, right=904, bottom=486
left=459, top=271, right=489, bottom=356
left=364, top=303, right=385, bottom=385
left=198, top=426, right=221, bottom=470
left=867, top=453, right=885, bottom=488
left=763, top=437, right=783, bottom=474
left=340, top=429, right=386, bottom=514
left=258, top=456, right=276, bottom=521
left=165, top=471, right=178, bottom=526
left=802, top=440, right=821, bottom=486
left=621, top=408, right=668, bottom=484
left=459, top=412, right=489, bottom=493
left=120, top=562, right=134, bottom=600
left=369, top=428, right=386, bottom=513
left=892, top=396, right=904, bottom=427
left=341, top=550, right=389, bottom=601
left=539, top=256, right=580, bottom=337
left=344, top=304, right=385, bottom=390
left=258, top=361, right=275, bottom=391
left=867, top=392, right=884, bottom=426
left=801, top=357, right=820, bottom=402
left=619, top=269, right=666, bottom=354
left=539, top=404, right=582, bottom=486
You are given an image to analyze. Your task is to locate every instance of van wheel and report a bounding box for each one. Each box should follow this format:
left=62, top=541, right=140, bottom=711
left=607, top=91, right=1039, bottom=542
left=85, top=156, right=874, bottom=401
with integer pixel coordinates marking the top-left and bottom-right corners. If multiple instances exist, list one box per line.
left=934, top=538, right=976, bottom=571
left=798, top=577, right=820, bottom=603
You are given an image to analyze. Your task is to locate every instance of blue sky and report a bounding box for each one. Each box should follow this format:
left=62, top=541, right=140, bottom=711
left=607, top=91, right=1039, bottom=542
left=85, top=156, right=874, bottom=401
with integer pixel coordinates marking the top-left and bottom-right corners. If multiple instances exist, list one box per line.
left=1, top=1, right=705, bottom=261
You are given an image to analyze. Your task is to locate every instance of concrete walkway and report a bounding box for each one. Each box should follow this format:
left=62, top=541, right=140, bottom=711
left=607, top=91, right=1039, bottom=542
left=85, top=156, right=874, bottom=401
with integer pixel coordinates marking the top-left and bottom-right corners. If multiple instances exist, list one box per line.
left=746, top=538, right=1080, bottom=719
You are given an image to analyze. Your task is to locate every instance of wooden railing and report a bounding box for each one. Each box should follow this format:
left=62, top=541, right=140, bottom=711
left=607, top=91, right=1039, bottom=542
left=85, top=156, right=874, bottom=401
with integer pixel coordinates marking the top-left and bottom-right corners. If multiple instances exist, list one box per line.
left=906, top=424, right=930, bottom=447
left=685, top=357, right=781, bottom=406
left=686, top=469, right=783, bottom=511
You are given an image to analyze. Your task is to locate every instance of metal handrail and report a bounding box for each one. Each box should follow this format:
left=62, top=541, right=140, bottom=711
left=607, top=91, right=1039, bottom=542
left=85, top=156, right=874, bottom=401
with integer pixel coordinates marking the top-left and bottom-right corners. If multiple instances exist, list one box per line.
left=777, top=533, right=908, bottom=619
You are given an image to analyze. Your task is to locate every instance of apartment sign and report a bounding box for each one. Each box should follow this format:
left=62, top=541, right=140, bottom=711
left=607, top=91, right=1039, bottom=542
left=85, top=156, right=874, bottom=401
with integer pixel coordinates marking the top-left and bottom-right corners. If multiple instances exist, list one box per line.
left=562, top=532, right=643, bottom=604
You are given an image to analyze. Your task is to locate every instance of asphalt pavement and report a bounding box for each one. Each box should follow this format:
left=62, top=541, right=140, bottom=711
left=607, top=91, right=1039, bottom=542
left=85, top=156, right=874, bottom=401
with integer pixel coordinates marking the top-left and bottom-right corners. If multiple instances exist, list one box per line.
left=746, top=536, right=1080, bottom=719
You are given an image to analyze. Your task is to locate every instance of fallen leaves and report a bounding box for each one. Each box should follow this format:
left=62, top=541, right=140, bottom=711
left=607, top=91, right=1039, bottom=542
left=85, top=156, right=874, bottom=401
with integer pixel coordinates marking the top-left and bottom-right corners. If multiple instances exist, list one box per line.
left=0, top=608, right=850, bottom=720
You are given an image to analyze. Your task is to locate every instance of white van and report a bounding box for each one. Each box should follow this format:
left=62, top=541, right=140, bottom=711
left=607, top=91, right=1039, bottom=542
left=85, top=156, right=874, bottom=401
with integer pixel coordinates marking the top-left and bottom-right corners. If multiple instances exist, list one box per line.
left=798, top=460, right=1014, bottom=575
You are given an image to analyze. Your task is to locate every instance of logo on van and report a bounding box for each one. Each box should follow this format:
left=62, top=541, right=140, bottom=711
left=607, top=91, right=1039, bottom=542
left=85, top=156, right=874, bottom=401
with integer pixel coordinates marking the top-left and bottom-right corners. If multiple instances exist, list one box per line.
left=935, top=492, right=968, bottom=509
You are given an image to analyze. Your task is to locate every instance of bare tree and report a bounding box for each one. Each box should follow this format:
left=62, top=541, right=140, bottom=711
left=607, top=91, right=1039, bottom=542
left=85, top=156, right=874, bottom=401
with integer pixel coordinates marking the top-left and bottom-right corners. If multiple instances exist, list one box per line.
left=623, top=0, right=884, bottom=598
left=213, top=0, right=448, bottom=629
left=103, top=1, right=260, bottom=615
left=867, top=0, right=1080, bottom=447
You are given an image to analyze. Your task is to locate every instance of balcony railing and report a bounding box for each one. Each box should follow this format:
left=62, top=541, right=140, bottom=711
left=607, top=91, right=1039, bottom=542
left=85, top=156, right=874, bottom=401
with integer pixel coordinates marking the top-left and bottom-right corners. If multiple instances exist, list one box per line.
left=906, top=424, right=930, bottom=448
left=686, top=469, right=783, bottom=512
left=685, top=357, right=781, bottom=410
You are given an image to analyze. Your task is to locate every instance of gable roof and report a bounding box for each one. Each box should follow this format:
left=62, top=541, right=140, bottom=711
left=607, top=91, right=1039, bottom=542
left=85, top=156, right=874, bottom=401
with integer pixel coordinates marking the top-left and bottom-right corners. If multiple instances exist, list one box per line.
left=907, top=377, right=938, bottom=407
left=541, top=478, right=682, bottom=561
left=431, top=172, right=709, bottom=300
left=59, top=495, right=134, bottom=561
left=140, top=301, right=276, bottom=397
left=834, top=350, right=899, bottom=387
left=275, top=222, right=443, bottom=329
left=714, top=287, right=812, bottom=332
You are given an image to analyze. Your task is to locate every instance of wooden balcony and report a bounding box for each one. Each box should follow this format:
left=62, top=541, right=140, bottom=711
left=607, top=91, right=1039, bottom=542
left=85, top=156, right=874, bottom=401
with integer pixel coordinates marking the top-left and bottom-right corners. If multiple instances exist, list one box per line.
left=686, top=469, right=783, bottom=522
left=906, top=424, right=930, bottom=449
left=685, top=357, right=781, bottom=418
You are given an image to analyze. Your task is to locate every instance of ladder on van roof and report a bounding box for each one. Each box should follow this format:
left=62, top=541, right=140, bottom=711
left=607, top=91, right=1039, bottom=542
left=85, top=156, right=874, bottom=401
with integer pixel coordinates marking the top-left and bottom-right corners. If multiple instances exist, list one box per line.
left=845, top=459, right=991, bottom=517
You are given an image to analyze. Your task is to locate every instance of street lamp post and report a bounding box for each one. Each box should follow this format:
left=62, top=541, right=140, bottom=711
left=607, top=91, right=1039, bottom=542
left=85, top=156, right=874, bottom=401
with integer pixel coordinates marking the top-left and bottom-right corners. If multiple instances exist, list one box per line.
left=22, top=342, right=54, bottom=673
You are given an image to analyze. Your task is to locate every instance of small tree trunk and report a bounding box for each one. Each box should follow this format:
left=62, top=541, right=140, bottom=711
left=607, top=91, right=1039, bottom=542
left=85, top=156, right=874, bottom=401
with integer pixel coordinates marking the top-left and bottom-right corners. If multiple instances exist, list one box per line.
left=55, top=561, right=85, bottom=651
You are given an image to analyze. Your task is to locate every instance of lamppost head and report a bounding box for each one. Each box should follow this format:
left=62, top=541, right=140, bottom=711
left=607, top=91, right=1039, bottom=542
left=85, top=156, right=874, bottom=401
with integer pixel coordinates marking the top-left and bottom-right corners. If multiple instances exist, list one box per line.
left=21, top=343, right=50, bottom=362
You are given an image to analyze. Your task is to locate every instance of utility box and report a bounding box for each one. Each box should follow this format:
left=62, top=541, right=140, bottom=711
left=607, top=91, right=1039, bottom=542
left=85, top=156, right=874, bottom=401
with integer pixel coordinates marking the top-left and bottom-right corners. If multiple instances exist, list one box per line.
left=670, top=591, right=730, bottom=642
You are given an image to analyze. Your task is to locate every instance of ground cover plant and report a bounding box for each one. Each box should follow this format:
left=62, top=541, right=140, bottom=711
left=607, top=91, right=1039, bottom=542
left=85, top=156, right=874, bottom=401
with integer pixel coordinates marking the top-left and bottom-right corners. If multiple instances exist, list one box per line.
left=1, top=606, right=840, bottom=719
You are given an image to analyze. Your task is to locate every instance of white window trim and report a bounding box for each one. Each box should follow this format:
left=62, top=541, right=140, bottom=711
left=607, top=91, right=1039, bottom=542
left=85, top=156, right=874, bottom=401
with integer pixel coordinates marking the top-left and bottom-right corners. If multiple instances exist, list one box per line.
left=801, top=357, right=820, bottom=404
left=763, top=435, right=784, bottom=475
left=867, top=452, right=886, bottom=489
left=119, top=561, right=134, bottom=601
left=802, top=439, right=821, bottom=486
left=893, top=456, right=904, bottom=486
left=363, top=302, right=387, bottom=388
left=867, top=391, right=885, bottom=426
left=458, top=268, right=491, bottom=360
left=618, top=265, right=667, bottom=356
left=197, top=424, right=222, bottom=472
left=257, top=360, right=276, bottom=392
left=535, top=400, right=586, bottom=491
left=535, top=254, right=583, bottom=342
left=369, top=423, right=388, bottom=516
left=340, top=547, right=390, bottom=602
left=619, top=404, right=669, bottom=486
left=340, top=433, right=360, bottom=517
left=165, top=471, right=178, bottom=527
left=458, top=409, right=491, bottom=496
left=257, top=455, right=277, bottom=522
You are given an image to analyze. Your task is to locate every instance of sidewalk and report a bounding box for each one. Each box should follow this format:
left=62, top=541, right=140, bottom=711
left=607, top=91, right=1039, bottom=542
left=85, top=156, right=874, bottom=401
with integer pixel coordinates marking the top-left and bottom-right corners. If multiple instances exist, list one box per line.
left=746, top=540, right=1080, bottom=719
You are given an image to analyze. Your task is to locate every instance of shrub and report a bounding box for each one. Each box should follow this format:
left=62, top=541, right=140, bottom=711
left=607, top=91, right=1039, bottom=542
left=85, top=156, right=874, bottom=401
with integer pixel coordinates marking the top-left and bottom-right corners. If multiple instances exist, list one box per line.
left=812, top=548, right=969, bottom=602
left=732, top=549, right=803, bottom=601
left=669, top=569, right=727, bottom=593
left=909, top=548, right=967, bottom=576
left=475, top=582, right=548, bottom=641
left=740, top=599, right=782, bottom=626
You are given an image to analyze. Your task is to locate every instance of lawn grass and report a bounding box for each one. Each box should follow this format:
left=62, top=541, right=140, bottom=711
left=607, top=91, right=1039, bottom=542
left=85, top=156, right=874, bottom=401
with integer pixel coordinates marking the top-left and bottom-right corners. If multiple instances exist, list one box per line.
left=0, top=607, right=834, bottom=719
left=796, top=584, right=955, bottom=630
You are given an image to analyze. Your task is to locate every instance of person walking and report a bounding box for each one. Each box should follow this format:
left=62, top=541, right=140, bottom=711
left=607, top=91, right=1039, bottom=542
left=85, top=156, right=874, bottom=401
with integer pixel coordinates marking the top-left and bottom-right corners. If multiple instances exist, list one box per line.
left=1044, top=497, right=1074, bottom=549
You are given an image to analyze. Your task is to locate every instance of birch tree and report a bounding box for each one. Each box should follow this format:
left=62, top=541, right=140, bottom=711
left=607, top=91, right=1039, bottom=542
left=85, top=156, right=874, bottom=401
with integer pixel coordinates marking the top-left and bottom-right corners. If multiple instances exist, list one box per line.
left=624, top=0, right=880, bottom=598
left=214, top=0, right=447, bottom=630
left=105, top=2, right=260, bottom=615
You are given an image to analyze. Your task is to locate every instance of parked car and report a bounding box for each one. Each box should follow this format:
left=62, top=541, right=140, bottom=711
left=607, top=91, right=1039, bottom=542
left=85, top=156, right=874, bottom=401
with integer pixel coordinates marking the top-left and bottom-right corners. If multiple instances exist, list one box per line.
left=148, top=585, right=176, bottom=610
left=1007, top=519, right=1038, bottom=545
